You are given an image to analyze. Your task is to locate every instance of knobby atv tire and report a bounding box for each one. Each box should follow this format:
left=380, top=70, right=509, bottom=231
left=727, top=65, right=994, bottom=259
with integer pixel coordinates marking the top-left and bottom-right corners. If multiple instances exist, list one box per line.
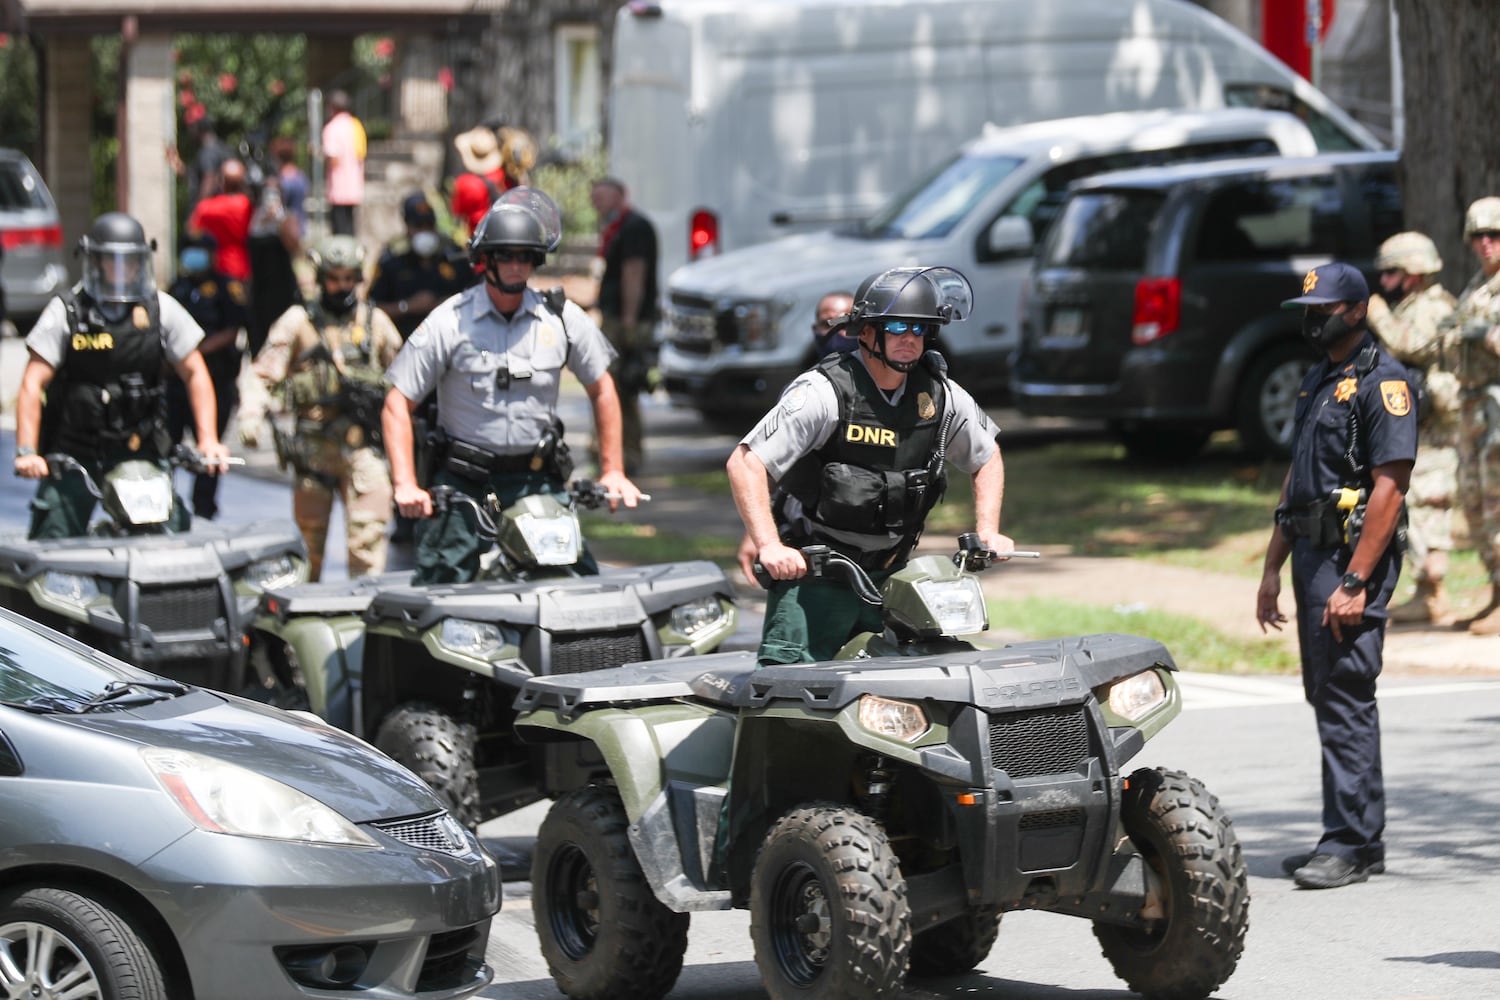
left=1094, top=767, right=1250, bottom=1000
left=374, top=702, right=480, bottom=828
left=0, top=886, right=168, bottom=1000
left=906, top=905, right=1001, bottom=978
left=750, top=804, right=911, bottom=1000
left=532, top=785, right=689, bottom=1000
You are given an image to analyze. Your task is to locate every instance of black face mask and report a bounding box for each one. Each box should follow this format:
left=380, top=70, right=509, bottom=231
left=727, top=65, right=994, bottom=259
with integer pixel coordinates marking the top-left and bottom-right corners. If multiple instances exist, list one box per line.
left=1302, top=308, right=1361, bottom=350
left=320, top=287, right=358, bottom=317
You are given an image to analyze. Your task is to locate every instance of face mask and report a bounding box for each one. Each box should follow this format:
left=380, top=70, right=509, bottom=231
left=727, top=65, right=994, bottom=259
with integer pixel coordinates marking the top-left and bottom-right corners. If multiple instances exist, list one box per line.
left=179, top=247, right=212, bottom=274
left=320, top=287, right=358, bottom=317
left=411, top=231, right=441, bottom=258
left=1302, top=308, right=1361, bottom=349
left=816, top=332, right=859, bottom=357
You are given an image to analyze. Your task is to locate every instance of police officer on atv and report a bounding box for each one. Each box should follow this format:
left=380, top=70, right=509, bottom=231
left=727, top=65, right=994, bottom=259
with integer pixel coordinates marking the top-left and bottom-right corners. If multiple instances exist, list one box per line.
left=382, top=187, right=642, bottom=585
left=728, top=265, right=1015, bottom=666
left=240, top=235, right=403, bottom=581
left=13, top=212, right=230, bottom=539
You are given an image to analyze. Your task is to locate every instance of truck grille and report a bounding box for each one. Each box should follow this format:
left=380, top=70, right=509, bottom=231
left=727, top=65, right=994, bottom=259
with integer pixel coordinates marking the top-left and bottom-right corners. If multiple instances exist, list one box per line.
left=550, top=629, right=648, bottom=675
left=988, top=706, right=1091, bottom=778
left=128, top=583, right=223, bottom=633
left=664, top=294, right=734, bottom=351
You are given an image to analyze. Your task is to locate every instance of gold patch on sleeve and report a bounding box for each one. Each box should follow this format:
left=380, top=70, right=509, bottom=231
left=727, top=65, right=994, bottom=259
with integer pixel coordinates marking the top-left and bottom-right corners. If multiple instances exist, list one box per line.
left=1334, top=377, right=1358, bottom=403
left=1380, top=380, right=1411, bottom=416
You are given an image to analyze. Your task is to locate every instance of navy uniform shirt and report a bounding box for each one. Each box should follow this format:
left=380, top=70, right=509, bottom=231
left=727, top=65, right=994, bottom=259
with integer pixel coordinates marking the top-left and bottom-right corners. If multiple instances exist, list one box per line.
left=1287, top=332, right=1418, bottom=509
left=369, top=236, right=476, bottom=338
left=165, top=270, right=248, bottom=383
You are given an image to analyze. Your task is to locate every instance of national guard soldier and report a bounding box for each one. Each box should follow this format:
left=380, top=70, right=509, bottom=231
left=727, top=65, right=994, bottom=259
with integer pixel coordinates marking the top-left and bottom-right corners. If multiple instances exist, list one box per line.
left=240, top=235, right=403, bottom=581
left=167, top=231, right=249, bottom=520
left=1365, top=232, right=1458, bottom=624
left=369, top=192, right=475, bottom=341
left=1447, top=196, right=1500, bottom=635
left=382, top=187, right=643, bottom=585
left=1257, top=262, right=1417, bottom=889
left=13, top=212, right=230, bottom=538
left=727, top=265, right=1015, bottom=666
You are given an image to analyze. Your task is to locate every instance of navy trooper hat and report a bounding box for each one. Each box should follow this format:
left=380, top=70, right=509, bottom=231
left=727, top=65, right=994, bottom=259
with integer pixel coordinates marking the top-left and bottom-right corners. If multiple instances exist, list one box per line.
left=402, top=193, right=436, bottom=227
left=1282, top=261, right=1369, bottom=307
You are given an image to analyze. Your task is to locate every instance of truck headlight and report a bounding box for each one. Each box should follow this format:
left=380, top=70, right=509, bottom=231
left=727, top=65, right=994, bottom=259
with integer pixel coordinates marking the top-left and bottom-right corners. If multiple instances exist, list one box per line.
left=1105, top=670, right=1168, bottom=721
left=914, top=577, right=987, bottom=636
left=43, top=571, right=102, bottom=607
left=246, top=554, right=303, bottom=591
left=514, top=511, right=582, bottom=566
left=858, top=694, right=929, bottom=742
left=668, top=596, right=728, bottom=637
left=438, top=618, right=518, bottom=659
left=729, top=299, right=790, bottom=351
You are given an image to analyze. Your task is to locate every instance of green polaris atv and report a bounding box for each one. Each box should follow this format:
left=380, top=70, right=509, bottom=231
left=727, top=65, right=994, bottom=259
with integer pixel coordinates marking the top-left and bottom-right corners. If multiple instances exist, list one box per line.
left=252, top=480, right=738, bottom=826
left=514, top=536, right=1250, bottom=1000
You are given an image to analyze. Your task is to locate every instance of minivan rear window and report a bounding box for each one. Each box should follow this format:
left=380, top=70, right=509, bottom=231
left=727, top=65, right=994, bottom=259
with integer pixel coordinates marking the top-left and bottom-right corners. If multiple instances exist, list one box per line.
left=1194, top=173, right=1347, bottom=261
left=0, top=161, right=49, bottom=212
left=860, top=152, right=1023, bottom=240
left=1040, top=191, right=1163, bottom=270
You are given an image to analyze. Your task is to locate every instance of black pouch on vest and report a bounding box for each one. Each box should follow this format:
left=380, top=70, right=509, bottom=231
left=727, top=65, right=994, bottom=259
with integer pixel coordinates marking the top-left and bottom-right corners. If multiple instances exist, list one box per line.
left=814, top=463, right=887, bottom=533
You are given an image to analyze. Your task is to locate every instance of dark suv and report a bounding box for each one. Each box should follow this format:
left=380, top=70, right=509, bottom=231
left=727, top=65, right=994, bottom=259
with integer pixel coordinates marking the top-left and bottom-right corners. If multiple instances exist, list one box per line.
left=1011, top=151, right=1401, bottom=460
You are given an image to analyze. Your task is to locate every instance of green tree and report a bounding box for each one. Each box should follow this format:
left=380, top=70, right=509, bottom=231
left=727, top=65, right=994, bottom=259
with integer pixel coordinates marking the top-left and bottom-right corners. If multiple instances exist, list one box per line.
left=0, top=33, right=40, bottom=157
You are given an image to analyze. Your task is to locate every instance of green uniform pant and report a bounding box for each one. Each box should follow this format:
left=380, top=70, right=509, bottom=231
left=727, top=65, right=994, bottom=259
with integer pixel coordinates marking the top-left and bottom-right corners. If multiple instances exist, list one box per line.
left=413, top=467, right=599, bottom=585
left=28, top=456, right=190, bottom=540
left=759, top=572, right=890, bottom=667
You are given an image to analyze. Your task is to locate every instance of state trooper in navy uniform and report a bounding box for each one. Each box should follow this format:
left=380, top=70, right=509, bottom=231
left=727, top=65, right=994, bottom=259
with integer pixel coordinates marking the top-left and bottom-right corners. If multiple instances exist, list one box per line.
left=369, top=193, right=476, bottom=341
left=1256, top=261, right=1418, bottom=890
left=727, top=265, right=1015, bottom=666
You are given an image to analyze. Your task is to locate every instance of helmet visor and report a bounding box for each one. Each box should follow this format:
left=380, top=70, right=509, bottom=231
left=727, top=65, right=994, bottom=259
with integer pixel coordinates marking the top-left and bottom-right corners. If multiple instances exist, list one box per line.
left=84, top=246, right=155, bottom=303
left=494, top=186, right=562, bottom=251
left=859, top=266, right=973, bottom=325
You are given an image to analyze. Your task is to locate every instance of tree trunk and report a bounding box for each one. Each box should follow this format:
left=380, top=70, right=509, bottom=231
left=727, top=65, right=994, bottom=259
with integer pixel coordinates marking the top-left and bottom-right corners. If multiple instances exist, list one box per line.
left=1393, top=0, right=1500, bottom=292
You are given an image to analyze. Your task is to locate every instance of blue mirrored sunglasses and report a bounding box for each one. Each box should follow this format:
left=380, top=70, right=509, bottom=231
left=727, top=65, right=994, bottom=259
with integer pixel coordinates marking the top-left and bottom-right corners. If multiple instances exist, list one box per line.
left=880, top=320, right=935, bottom=337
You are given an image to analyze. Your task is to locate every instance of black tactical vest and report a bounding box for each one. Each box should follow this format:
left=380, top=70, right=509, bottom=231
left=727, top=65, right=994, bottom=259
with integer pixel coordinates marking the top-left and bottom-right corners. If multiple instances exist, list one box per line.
left=43, top=289, right=168, bottom=461
left=777, top=351, right=949, bottom=566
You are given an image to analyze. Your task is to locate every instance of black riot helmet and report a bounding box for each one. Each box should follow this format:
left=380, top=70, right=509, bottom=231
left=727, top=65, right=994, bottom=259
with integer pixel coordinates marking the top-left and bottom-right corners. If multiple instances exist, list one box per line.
left=78, top=212, right=158, bottom=304
left=847, top=266, right=973, bottom=372
left=468, top=186, right=562, bottom=263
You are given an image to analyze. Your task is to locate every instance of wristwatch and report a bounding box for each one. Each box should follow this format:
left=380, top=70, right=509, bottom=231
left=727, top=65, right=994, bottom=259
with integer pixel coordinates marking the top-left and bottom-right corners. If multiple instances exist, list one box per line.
left=15, top=446, right=36, bottom=458
left=1340, top=571, right=1367, bottom=594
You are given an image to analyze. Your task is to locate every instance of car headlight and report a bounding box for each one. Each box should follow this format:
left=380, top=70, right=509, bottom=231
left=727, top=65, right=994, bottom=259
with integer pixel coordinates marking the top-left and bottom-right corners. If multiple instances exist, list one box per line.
left=142, top=747, right=376, bottom=847
left=669, top=596, right=728, bottom=638
left=514, top=512, right=582, bottom=566
left=438, top=618, right=518, bottom=659
left=914, top=577, right=987, bottom=636
left=1105, top=669, right=1168, bottom=721
left=858, top=694, right=929, bottom=742
left=42, top=571, right=102, bottom=607
left=246, top=553, right=304, bottom=591
left=110, top=473, right=175, bottom=525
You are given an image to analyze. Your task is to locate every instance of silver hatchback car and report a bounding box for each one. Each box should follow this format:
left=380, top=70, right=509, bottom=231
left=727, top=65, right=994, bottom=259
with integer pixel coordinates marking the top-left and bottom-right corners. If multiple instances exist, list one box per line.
left=0, top=148, right=70, bottom=330
left=0, top=607, right=500, bottom=1000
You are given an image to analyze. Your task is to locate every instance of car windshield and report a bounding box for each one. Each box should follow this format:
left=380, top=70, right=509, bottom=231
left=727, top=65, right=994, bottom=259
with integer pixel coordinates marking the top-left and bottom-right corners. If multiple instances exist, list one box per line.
left=858, top=152, right=1024, bottom=240
left=1039, top=190, right=1164, bottom=270
left=0, top=617, right=180, bottom=712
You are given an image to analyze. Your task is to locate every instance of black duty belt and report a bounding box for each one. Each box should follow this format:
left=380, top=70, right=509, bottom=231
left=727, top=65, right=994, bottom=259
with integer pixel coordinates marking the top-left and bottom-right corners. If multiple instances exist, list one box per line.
left=442, top=437, right=537, bottom=478
left=1275, top=499, right=1345, bottom=549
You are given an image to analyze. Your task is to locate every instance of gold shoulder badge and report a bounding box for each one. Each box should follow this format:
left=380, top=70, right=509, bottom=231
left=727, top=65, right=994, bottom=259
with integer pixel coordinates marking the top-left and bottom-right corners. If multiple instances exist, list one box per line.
left=132, top=305, right=150, bottom=329
left=1303, top=269, right=1319, bottom=293
left=227, top=280, right=247, bottom=304
left=199, top=280, right=218, bottom=297
left=1334, top=377, right=1358, bottom=403
left=439, top=263, right=455, bottom=279
left=916, top=392, right=936, bottom=420
left=1380, top=379, right=1411, bottom=416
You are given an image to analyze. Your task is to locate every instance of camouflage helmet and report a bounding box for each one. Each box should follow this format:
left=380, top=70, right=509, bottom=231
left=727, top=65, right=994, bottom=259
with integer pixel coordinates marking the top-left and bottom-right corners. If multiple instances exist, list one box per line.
left=1463, top=197, right=1500, bottom=238
left=308, top=235, right=366, bottom=274
left=1375, top=231, right=1443, bottom=275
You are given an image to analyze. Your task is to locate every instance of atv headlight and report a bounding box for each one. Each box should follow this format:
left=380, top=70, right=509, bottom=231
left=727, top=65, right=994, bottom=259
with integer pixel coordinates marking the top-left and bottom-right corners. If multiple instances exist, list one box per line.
left=246, top=554, right=304, bottom=591
left=111, top=473, right=175, bottom=525
left=913, top=577, right=987, bottom=636
left=438, top=618, right=518, bottom=659
left=142, top=747, right=376, bottom=847
left=42, top=571, right=102, bottom=607
left=669, top=596, right=728, bottom=638
left=514, top=511, right=582, bottom=566
left=1106, top=669, right=1168, bottom=721
left=858, top=694, right=929, bottom=742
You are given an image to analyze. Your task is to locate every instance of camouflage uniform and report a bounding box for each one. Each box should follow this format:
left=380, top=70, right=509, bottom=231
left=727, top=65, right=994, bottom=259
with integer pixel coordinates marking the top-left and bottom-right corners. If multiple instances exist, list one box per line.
left=1448, top=197, right=1500, bottom=632
left=248, top=300, right=403, bottom=580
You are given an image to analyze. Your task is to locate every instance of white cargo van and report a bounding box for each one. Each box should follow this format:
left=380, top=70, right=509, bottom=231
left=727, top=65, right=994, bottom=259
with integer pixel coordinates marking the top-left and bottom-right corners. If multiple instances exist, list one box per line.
left=659, top=107, right=1326, bottom=425
left=610, top=0, right=1382, bottom=283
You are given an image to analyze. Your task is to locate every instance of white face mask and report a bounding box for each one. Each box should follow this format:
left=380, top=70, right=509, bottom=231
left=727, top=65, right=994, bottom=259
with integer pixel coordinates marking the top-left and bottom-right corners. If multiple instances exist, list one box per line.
left=411, top=230, right=441, bottom=258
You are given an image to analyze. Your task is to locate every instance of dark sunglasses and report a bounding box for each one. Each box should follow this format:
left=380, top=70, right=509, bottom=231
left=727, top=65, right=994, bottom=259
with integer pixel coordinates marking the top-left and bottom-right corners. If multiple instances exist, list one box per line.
left=1472, top=230, right=1500, bottom=241
left=880, top=320, right=935, bottom=337
left=489, top=249, right=536, bottom=264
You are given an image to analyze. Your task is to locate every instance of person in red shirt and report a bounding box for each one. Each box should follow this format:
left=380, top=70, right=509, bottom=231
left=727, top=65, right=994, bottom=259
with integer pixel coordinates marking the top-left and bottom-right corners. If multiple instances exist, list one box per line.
left=188, top=159, right=253, bottom=281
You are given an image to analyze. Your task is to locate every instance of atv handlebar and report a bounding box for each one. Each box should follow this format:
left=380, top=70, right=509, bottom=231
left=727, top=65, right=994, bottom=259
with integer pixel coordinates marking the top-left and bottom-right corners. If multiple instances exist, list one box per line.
left=39, top=447, right=243, bottom=498
left=754, top=538, right=1041, bottom=604
left=427, top=480, right=651, bottom=531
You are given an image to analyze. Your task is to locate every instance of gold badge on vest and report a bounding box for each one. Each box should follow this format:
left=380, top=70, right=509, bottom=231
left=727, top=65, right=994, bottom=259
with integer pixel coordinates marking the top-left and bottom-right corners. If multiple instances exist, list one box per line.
left=917, top=392, right=936, bottom=420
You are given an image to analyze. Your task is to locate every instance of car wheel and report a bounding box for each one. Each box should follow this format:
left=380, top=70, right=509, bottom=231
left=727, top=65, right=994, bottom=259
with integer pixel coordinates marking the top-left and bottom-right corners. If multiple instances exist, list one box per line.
left=750, top=804, right=910, bottom=1000
left=907, top=905, right=1001, bottom=977
left=532, top=786, right=689, bottom=1000
left=1114, top=425, right=1211, bottom=463
left=1236, top=344, right=1314, bottom=459
left=1094, top=767, right=1250, bottom=1000
left=0, top=886, right=168, bottom=1000
left=374, top=702, right=480, bottom=828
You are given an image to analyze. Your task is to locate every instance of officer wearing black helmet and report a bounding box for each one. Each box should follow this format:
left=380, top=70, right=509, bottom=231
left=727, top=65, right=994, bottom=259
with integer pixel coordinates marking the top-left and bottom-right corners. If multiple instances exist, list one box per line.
left=728, top=265, right=1015, bottom=666
left=13, top=212, right=231, bottom=539
left=382, top=187, right=643, bottom=585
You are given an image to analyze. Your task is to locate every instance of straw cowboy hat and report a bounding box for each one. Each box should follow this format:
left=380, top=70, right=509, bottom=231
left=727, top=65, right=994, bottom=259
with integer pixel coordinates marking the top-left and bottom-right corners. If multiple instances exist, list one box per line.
left=454, top=126, right=502, bottom=175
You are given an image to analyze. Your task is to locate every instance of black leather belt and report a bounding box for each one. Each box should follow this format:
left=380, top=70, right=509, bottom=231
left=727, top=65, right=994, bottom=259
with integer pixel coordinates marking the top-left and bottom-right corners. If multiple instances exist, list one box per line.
left=442, top=437, right=535, bottom=477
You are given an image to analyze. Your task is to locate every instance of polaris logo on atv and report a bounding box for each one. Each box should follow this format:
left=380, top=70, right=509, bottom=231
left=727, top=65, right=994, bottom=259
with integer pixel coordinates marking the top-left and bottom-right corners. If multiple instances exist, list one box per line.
left=985, top=678, right=1081, bottom=701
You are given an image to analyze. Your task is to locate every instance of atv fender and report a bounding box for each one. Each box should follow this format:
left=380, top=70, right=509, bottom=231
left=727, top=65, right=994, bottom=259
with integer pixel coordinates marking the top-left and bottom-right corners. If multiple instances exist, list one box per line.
left=256, top=614, right=366, bottom=732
